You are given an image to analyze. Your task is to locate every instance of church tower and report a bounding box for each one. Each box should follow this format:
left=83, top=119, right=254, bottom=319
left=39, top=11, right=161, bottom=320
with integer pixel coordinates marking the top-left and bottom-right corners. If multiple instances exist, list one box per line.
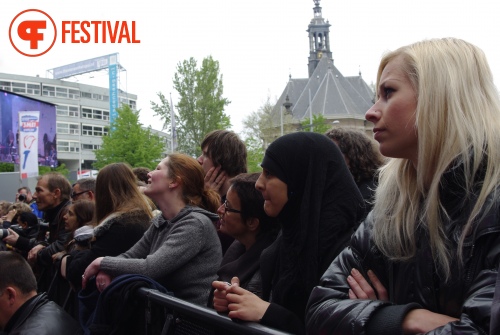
left=307, top=0, right=332, bottom=77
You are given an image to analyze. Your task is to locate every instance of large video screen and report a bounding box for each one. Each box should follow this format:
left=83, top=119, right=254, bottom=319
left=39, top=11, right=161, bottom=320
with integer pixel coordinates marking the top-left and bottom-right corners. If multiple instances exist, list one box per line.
left=0, top=89, right=57, bottom=167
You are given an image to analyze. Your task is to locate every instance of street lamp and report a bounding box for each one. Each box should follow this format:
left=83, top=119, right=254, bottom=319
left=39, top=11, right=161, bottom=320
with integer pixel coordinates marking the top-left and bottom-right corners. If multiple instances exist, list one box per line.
left=281, top=95, right=293, bottom=136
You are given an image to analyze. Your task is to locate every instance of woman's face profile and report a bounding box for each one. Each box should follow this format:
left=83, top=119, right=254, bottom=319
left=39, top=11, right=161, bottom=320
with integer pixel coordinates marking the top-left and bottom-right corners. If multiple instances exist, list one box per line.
left=217, top=187, right=251, bottom=239
left=255, top=168, right=288, bottom=217
left=366, top=55, right=418, bottom=164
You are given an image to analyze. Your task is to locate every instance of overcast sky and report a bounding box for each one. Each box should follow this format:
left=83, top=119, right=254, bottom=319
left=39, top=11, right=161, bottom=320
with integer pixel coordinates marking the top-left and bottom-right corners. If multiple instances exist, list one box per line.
left=2, top=0, right=500, bottom=135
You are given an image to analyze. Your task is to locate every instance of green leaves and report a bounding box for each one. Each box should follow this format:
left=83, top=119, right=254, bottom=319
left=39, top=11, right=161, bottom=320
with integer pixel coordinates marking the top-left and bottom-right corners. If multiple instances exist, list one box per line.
left=151, top=56, right=231, bottom=157
left=93, top=105, right=165, bottom=169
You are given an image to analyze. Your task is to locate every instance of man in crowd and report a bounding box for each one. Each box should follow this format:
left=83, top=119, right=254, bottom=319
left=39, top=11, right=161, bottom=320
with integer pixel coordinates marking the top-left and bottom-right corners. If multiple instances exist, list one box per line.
left=71, top=177, right=96, bottom=202
left=28, top=172, right=72, bottom=291
left=16, top=186, right=43, bottom=219
left=197, top=130, right=247, bottom=199
left=0, top=251, right=81, bottom=334
left=197, top=130, right=247, bottom=254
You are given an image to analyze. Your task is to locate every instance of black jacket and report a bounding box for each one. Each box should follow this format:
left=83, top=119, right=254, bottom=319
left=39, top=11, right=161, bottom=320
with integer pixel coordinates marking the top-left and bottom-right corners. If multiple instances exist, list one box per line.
left=2, top=293, right=82, bottom=335
left=306, top=184, right=500, bottom=335
left=65, top=210, right=151, bottom=290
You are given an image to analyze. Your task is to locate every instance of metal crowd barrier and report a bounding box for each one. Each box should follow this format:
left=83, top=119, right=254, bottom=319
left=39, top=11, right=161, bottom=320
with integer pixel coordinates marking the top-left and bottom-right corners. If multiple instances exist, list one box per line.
left=136, top=287, right=292, bottom=335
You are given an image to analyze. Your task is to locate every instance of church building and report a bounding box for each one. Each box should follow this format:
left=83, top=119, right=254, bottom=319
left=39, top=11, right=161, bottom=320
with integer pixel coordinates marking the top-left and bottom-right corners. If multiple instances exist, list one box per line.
left=269, top=0, right=374, bottom=139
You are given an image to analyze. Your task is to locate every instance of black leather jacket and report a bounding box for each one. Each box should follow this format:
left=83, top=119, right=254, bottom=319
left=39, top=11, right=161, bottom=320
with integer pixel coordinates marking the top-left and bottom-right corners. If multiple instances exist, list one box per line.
left=2, top=293, right=82, bottom=334
left=306, top=187, right=500, bottom=335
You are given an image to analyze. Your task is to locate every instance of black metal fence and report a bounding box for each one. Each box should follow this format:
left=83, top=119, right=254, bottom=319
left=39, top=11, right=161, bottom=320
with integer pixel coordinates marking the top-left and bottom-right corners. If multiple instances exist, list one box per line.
left=136, top=288, right=292, bottom=335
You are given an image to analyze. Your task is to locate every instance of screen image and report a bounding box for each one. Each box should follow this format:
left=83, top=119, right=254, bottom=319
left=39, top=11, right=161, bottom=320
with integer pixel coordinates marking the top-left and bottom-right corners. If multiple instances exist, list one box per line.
left=0, top=89, right=57, bottom=167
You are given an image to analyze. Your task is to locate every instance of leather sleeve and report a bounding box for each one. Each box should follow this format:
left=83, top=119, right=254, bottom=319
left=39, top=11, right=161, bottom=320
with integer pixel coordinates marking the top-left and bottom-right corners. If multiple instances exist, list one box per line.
left=306, top=218, right=411, bottom=334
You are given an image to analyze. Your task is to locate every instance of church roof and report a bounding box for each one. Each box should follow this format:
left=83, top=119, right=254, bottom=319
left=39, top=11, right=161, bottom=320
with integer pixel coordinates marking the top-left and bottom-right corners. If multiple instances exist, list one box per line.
left=272, top=56, right=374, bottom=122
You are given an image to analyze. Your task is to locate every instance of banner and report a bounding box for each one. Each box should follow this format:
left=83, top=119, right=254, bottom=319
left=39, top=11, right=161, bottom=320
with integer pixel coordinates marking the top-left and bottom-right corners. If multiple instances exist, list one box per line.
left=109, top=54, right=119, bottom=127
left=19, top=111, right=40, bottom=179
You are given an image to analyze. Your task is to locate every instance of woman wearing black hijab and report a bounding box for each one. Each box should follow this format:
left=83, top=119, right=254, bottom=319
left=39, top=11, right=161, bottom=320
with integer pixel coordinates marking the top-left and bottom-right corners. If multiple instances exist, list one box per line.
left=212, top=132, right=365, bottom=334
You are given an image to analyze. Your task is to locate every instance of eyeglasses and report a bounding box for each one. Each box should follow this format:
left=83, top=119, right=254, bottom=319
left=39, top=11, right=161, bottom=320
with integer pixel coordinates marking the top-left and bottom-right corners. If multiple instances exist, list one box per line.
left=71, top=190, right=90, bottom=199
left=223, top=200, right=242, bottom=214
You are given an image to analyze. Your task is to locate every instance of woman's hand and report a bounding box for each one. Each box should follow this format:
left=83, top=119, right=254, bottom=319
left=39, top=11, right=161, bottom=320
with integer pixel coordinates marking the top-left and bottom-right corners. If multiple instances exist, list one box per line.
left=51, top=251, right=66, bottom=262
left=82, top=257, right=104, bottom=289
left=5, top=209, right=16, bottom=222
left=27, top=244, right=45, bottom=264
left=205, top=166, right=227, bottom=192
left=3, top=228, right=19, bottom=246
left=212, top=280, right=232, bottom=312
left=95, top=271, right=113, bottom=292
left=225, top=277, right=270, bottom=322
left=347, top=268, right=388, bottom=301
left=402, top=309, right=459, bottom=334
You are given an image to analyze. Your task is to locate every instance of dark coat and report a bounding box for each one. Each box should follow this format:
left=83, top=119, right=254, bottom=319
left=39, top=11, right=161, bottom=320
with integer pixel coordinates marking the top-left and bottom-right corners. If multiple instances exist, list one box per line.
left=65, top=210, right=151, bottom=290
left=306, top=181, right=500, bottom=335
left=257, top=133, right=365, bottom=334
left=3, top=293, right=82, bottom=335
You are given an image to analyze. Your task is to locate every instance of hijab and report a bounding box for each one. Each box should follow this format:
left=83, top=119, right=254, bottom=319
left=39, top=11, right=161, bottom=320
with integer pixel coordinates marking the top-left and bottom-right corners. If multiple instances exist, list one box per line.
left=260, top=132, right=365, bottom=317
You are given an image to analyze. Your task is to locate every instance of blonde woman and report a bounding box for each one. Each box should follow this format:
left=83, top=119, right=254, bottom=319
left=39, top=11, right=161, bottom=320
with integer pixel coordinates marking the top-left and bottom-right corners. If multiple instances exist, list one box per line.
left=307, top=38, right=500, bottom=334
left=62, top=163, right=152, bottom=290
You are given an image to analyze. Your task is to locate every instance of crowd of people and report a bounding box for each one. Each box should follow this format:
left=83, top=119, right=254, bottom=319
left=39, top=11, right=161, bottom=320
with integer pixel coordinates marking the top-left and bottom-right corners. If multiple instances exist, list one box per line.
left=1, top=37, right=500, bottom=335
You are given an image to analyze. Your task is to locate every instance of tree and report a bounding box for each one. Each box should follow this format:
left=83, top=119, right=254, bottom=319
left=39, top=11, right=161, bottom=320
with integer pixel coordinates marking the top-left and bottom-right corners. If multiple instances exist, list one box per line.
left=151, top=56, right=231, bottom=157
left=241, top=96, right=275, bottom=172
left=93, top=105, right=165, bottom=169
left=300, top=114, right=330, bottom=134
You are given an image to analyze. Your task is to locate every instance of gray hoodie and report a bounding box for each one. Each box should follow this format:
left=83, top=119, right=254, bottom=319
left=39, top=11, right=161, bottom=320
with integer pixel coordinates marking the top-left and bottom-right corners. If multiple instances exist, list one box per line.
left=100, top=206, right=222, bottom=305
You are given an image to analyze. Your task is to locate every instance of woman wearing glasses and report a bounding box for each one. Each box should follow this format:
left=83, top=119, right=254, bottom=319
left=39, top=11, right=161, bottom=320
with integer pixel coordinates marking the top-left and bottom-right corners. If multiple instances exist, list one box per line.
left=82, top=154, right=222, bottom=305
left=62, top=163, right=153, bottom=290
left=210, top=173, right=279, bottom=305
left=212, top=132, right=365, bottom=334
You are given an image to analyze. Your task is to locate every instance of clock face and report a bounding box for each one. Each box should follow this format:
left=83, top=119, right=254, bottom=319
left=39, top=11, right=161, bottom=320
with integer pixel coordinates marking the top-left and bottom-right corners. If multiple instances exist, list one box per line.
left=317, top=52, right=322, bottom=58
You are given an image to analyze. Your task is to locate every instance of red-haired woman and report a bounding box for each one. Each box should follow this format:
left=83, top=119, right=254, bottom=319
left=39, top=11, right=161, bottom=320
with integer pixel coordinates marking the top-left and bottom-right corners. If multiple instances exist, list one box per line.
left=83, top=154, right=222, bottom=305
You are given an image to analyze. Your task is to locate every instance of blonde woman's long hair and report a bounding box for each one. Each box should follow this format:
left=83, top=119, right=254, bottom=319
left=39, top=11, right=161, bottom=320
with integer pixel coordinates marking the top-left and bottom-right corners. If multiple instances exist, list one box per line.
left=371, top=38, right=500, bottom=280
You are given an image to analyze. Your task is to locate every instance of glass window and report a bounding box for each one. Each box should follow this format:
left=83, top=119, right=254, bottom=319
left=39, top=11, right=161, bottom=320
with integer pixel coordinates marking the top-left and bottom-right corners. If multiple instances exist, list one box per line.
left=42, top=85, right=55, bottom=97
left=56, top=122, right=80, bottom=135
left=82, top=143, right=100, bottom=150
left=81, top=92, right=92, bottom=99
left=68, top=89, right=80, bottom=100
left=27, top=83, right=40, bottom=95
left=56, top=87, right=68, bottom=98
left=56, top=105, right=79, bottom=117
left=82, top=125, right=107, bottom=137
left=57, top=140, right=80, bottom=152
left=12, top=82, right=26, bottom=94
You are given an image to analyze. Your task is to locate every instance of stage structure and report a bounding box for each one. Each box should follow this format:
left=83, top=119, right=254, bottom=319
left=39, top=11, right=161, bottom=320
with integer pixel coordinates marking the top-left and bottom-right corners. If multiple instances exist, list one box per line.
left=0, top=89, right=57, bottom=179
left=50, top=53, right=125, bottom=125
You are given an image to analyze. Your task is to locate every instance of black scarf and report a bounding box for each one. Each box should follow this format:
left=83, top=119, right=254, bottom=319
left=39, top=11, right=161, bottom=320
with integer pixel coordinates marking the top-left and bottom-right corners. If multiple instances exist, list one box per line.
left=260, top=132, right=365, bottom=320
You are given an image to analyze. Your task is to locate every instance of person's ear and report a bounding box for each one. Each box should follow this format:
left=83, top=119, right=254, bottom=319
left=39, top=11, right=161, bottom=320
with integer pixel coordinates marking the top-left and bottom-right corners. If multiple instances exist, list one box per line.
left=53, top=188, right=61, bottom=199
left=246, top=217, right=260, bottom=232
left=169, top=177, right=180, bottom=189
left=5, top=287, right=18, bottom=305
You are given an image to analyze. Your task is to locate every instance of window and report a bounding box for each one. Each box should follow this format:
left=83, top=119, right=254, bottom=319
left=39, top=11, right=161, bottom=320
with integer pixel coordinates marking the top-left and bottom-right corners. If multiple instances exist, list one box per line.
left=82, top=143, right=100, bottom=150
left=92, top=93, right=104, bottom=100
left=27, top=83, right=40, bottom=95
left=81, top=92, right=92, bottom=99
left=56, top=87, right=68, bottom=98
left=42, top=85, right=55, bottom=97
left=82, top=107, right=109, bottom=120
left=82, top=125, right=107, bottom=136
left=0, top=81, right=11, bottom=89
left=120, top=97, right=137, bottom=109
left=56, top=105, right=79, bottom=117
left=68, top=89, right=80, bottom=99
left=56, top=122, right=80, bottom=135
left=12, top=82, right=26, bottom=94
left=57, top=140, right=80, bottom=152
